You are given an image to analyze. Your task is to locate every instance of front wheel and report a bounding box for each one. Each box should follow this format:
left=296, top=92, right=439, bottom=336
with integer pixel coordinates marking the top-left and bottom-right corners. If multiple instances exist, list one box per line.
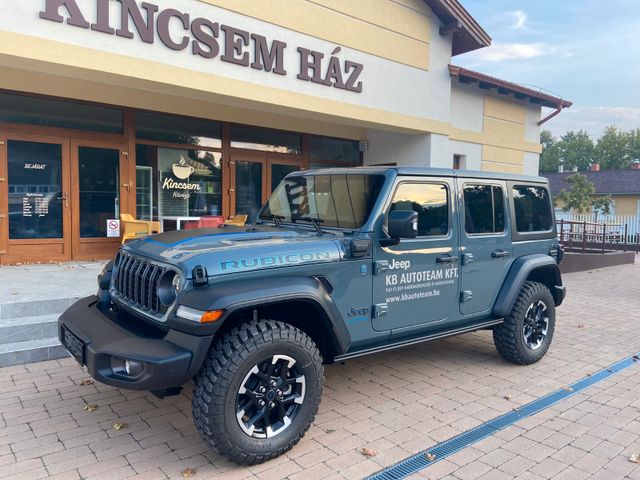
left=493, top=281, right=556, bottom=365
left=192, top=320, right=324, bottom=465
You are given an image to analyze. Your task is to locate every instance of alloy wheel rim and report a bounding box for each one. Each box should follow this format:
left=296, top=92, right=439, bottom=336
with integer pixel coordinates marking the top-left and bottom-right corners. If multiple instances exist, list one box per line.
left=236, top=354, right=306, bottom=439
left=522, top=300, right=549, bottom=350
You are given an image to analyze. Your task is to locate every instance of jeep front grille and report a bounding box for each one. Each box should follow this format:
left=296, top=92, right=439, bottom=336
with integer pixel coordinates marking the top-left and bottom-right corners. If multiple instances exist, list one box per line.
left=112, top=252, right=166, bottom=314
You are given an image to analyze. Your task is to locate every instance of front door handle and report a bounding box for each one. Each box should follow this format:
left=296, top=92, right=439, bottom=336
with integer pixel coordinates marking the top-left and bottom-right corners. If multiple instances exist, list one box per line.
left=437, top=255, right=458, bottom=264
left=491, top=249, right=510, bottom=259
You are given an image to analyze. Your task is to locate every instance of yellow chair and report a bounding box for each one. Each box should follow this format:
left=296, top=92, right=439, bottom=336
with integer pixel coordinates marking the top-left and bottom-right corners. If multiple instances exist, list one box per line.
left=120, top=213, right=161, bottom=244
left=224, top=214, right=248, bottom=226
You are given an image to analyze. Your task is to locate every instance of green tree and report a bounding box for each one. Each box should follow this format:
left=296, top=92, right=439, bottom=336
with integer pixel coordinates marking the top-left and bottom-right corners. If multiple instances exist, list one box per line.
left=557, top=130, right=594, bottom=171
left=539, top=130, right=561, bottom=173
left=595, top=125, right=630, bottom=170
left=557, top=173, right=612, bottom=214
left=627, top=128, right=640, bottom=165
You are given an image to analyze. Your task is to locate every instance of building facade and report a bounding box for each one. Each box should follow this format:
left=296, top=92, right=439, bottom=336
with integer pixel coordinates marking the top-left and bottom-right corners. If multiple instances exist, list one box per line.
left=0, top=0, right=570, bottom=263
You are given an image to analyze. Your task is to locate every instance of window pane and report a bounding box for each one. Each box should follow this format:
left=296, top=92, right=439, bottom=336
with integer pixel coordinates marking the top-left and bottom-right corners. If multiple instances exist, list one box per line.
left=464, top=185, right=505, bottom=234
left=513, top=185, right=553, bottom=232
left=260, top=174, right=385, bottom=229
left=235, top=161, right=263, bottom=222
left=271, top=164, right=298, bottom=192
left=390, top=183, right=448, bottom=237
left=309, top=136, right=360, bottom=163
left=230, top=125, right=301, bottom=154
left=8, top=140, right=63, bottom=239
left=136, top=111, right=222, bottom=148
left=78, top=147, right=120, bottom=238
left=0, top=93, right=122, bottom=134
left=136, top=145, right=223, bottom=225
left=136, top=166, right=153, bottom=220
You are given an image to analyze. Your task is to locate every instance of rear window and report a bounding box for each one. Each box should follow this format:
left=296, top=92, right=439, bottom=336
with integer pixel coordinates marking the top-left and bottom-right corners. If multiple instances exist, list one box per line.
left=513, top=185, right=553, bottom=232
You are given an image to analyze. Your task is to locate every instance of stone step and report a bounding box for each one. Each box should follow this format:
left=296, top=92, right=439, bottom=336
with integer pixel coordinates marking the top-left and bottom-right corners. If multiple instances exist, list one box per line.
left=0, top=297, right=81, bottom=320
left=0, top=314, right=61, bottom=345
left=0, top=337, right=69, bottom=368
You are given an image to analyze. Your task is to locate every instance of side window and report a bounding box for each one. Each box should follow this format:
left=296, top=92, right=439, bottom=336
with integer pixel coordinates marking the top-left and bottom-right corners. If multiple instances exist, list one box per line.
left=464, top=184, right=505, bottom=234
left=513, top=185, right=553, bottom=232
left=390, top=183, right=449, bottom=237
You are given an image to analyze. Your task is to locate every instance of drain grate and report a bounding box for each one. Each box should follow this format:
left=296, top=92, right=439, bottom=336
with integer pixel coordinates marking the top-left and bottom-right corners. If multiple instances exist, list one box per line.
left=367, top=353, right=640, bottom=480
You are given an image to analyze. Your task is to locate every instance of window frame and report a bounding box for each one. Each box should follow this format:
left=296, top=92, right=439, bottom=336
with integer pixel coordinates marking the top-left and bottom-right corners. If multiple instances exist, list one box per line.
left=462, top=182, right=508, bottom=238
left=383, top=179, right=452, bottom=241
left=508, top=182, right=556, bottom=242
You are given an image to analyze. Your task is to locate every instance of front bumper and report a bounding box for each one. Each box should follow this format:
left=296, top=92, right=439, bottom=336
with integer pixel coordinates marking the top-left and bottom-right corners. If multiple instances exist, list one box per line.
left=58, top=296, right=213, bottom=391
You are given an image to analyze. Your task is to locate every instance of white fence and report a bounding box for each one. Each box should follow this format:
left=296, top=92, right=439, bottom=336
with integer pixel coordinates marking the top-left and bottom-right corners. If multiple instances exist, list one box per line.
left=555, top=211, right=640, bottom=239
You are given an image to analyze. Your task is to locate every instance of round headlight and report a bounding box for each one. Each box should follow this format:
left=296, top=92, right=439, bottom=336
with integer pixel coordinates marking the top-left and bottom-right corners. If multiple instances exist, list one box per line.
left=158, top=271, right=179, bottom=306
left=171, top=274, right=182, bottom=296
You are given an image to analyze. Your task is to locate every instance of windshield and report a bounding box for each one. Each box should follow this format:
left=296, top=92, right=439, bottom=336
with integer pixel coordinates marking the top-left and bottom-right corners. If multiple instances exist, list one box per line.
left=259, top=173, right=386, bottom=229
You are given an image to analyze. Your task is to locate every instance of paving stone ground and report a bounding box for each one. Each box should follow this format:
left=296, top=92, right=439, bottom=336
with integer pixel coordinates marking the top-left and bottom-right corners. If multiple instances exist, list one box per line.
left=0, top=263, right=639, bottom=480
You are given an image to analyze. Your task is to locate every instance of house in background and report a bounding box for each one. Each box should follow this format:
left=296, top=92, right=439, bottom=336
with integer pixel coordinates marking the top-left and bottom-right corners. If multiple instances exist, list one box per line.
left=544, top=164, right=640, bottom=217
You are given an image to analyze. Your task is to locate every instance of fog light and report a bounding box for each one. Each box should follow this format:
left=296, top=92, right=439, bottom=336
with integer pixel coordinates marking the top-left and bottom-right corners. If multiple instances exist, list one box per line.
left=124, top=360, right=143, bottom=376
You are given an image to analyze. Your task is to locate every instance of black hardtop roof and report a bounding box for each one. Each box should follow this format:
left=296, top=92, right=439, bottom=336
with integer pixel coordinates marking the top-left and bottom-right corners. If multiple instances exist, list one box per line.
left=297, top=166, right=547, bottom=184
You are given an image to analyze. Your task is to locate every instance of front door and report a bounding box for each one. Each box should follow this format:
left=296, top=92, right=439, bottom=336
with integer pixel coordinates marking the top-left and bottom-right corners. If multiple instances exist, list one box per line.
left=458, top=180, right=512, bottom=316
left=372, top=178, right=461, bottom=333
left=71, top=140, right=129, bottom=260
left=2, top=134, right=72, bottom=263
left=231, top=154, right=301, bottom=221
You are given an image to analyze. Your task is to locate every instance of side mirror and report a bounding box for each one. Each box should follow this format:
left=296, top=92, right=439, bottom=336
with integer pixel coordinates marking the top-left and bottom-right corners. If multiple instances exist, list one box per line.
left=388, top=210, right=418, bottom=240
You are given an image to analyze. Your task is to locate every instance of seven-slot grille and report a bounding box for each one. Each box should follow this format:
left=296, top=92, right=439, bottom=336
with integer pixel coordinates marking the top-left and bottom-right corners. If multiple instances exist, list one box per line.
left=112, top=251, right=166, bottom=313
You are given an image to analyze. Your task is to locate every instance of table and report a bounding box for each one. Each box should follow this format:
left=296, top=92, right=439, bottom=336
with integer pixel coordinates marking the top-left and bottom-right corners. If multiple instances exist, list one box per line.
left=159, top=216, right=201, bottom=231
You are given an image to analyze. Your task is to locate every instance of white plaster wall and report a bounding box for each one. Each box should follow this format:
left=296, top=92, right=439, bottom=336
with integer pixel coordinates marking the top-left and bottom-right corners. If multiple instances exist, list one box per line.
left=364, top=130, right=431, bottom=166
left=450, top=81, right=484, bottom=132
left=449, top=140, right=482, bottom=171
left=525, top=104, right=542, bottom=143
left=524, top=152, right=540, bottom=176
left=3, top=0, right=454, bottom=124
left=427, top=134, right=452, bottom=168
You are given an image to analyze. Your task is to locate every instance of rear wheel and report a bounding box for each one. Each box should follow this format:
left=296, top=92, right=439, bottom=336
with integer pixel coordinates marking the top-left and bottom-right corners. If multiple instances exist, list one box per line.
left=493, top=281, right=555, bottom=365
left=192, top=320, right=324, bottom=465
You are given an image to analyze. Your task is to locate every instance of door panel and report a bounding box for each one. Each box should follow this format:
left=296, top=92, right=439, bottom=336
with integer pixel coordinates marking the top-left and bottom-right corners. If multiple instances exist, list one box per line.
left=3, top=136, right=72, bottom=263
left=372, top=179, right=460, bottom=332
left=71, top=140, right=127, bottom=260
left=233, top=158, right=265, bottom=222
left=458, top=180, right=512, bottom=316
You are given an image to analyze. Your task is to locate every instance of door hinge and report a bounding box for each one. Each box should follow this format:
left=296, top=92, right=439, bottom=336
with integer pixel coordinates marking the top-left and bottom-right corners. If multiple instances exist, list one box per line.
left=230, top=160, right=236, bottom=166
left=460, top=290, right=473, bottom=303
left=374, top=260, right=389, bottom=275
left=462, top=253, right=474, bottom=265
left=372, top=303, right=388, bottom=318
left=0, top=141, right=5, bottom=145
left=0, top=177, right=5, bottom=182
left=122, top=151, right=129, bottom=159
left=0, top=214, right=6, bottom=219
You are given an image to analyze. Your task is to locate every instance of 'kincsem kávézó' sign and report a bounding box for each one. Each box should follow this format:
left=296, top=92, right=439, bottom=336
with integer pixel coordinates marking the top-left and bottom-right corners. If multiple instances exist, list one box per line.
left=39, top=0, right=364, bottom=93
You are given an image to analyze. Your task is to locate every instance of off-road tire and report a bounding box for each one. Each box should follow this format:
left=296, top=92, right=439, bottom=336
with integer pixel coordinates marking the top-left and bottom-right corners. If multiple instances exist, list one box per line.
left=192, top=320, right=324, bottom=465
left=493, top=281, right=555, bottom=365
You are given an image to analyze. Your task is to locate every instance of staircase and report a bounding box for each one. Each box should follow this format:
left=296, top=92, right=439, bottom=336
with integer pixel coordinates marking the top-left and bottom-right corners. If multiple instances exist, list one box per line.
left=0, top=297, right=81, bottom=367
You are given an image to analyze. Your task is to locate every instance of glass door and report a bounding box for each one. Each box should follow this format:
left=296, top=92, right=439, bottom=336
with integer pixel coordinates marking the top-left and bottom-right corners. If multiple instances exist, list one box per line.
left=2, top=135, right=72, bottom=263
left=71, top=140, right=128, bottom=260
left=269, top=159, right=300, bottom=192
left=232, top=156, right=265, bottom=223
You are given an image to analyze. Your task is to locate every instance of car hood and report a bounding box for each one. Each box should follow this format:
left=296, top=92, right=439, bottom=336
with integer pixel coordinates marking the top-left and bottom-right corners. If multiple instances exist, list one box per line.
left=122, top=226, right=345, bottom=278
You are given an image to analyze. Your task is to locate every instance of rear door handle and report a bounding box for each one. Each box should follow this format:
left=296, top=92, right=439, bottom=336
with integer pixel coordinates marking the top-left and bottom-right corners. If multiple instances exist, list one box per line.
left=491, top=249, right=510, bottom=258
left=437, top=255, right=458, bottom=264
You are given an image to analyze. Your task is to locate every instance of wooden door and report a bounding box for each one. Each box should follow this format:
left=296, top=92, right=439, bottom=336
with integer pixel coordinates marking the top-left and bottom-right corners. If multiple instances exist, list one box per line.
left=0, top=133, right=72, bottom=264
left=71, top=139, right=129, bottom=260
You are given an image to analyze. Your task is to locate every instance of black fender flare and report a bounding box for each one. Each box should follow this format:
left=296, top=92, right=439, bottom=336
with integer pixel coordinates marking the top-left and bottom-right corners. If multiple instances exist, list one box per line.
left=493, top=255, right=563, bottom=317
left=178, top=276, right=351, bottom=355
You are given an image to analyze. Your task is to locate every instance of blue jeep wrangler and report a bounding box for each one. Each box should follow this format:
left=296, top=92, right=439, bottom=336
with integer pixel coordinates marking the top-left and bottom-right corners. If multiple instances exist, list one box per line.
left=59, top=167, right=565, bottom=465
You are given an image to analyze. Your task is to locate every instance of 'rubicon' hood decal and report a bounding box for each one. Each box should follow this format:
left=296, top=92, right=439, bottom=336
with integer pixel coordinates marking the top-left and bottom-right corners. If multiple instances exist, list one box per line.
left=122, top=226, right=344, bottom=277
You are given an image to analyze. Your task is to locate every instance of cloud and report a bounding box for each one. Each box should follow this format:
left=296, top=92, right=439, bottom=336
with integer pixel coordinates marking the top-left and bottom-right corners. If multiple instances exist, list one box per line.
left=471, top=43, right=553, bottom=62
left=508, top=10, right=527, bottom=30
left=544, top=106, right=640, bottom=138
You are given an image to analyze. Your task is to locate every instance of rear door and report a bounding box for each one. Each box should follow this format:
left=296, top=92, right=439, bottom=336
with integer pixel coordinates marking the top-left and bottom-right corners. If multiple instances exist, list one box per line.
left=457, top=179, right=512, bottom=316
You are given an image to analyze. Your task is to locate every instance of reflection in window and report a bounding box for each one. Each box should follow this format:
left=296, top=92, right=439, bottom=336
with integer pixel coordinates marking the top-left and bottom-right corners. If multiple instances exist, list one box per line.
left=0, top=92, right=123, bottom=134
left=309, top=136, right=360, bottom=163
left=390, top=183, right=449, bottom=237
left=261, top=174, right=385, bottom=229
left=136, top=145, right=222, bottom=225
left=513, top=186, right=553, bottom=232
left=464, top=185, right=505, bottom=234
left=230, top=125, right=302, bottom=154
left=7, top=140, right=63, bottom=239
left=235, top=161, right=263, bottom=222
left=136, top=111, right=222, bottom=148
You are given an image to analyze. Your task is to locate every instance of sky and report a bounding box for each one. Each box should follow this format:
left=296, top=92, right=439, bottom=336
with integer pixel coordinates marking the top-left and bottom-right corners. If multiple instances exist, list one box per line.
left=457, top=0, right=640, bottom=140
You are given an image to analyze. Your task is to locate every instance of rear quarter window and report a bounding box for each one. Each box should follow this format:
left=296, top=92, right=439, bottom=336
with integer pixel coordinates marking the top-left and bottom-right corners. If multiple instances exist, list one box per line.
left=513, top=185, right=553, bottom=232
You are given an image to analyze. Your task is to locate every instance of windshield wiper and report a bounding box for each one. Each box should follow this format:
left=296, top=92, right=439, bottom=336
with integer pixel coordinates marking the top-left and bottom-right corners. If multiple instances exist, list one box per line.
left=258, top=214, right=285, bottom=227
left=293, top=216, right=325, bottom=234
